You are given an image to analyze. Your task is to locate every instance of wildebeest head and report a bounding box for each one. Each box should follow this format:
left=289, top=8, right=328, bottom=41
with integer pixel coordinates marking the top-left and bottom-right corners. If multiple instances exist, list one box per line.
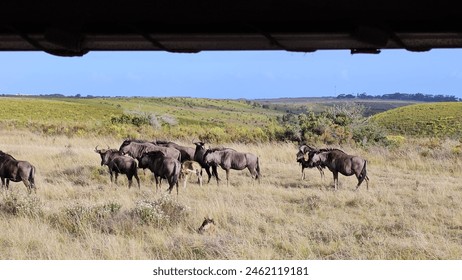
left=193, top=141, right=205, bottom=151
left=296, top=144, right=315, bottom=162
left=118, top=140, right=132, bottom=155
left=307, top=150, right=325, bottom=168
left=95, top=145, right=121, bottom=166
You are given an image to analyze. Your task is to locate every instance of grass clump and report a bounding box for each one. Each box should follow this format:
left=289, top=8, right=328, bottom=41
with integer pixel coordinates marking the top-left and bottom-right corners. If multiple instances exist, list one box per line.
left=132, top=195, right=190, bottom=227
left=0, top=192, right=43, bottom=218
left=50, top=202, right=122, bottom=236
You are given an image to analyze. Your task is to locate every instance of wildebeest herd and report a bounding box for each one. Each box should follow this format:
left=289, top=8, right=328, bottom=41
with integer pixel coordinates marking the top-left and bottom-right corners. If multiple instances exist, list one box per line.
left=93, top=140, right=262, bottom=196
left=0, top=140, right=369, bottom=194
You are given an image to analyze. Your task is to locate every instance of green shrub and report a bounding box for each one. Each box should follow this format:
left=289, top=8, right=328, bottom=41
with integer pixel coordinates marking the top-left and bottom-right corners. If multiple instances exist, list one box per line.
left=385, top=135, right=406, bottom=148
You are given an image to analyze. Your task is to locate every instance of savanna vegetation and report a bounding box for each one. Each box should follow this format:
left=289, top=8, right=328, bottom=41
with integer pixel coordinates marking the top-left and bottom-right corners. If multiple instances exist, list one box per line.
left=0, top=96, right=461, bottom=259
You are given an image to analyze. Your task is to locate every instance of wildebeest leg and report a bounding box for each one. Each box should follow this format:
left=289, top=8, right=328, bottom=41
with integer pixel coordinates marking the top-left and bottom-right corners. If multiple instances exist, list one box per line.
left=301, top=166, right=305, bottom=180
left=204, top=167, right=212, bottom=183
left=154, top=175, right=160, bottom=192
left=6, top=179, right=10, bottom=190
left=183, top=173, right=189, bottom=189
left=355, top=161, right=369, bottom=191
left=127, top=174, right=133, bottom=189
left=109, top=171, right=114, bottom=187
left=225, top=169, right=230, bottom=187
left=332, top=171, right=339, bottom=191
left=248, top=166, right=259, bottom=184
left=21, top=179, right=32, bottom=194
left=317, top=166, right=324, bottom=180
left=30, top=177, right=36, bottom=193
left=134, top=173, right=140, bottom=189
left=196, top=169, right=203, bottom=187
left=212, top=165, right=220, bottom=185
left=114, top=173, right=119, bottom=187
left=355, top=174, right=369, bottom=191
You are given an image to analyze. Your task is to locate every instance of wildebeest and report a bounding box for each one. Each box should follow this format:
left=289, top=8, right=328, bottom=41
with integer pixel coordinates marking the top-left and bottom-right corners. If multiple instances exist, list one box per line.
left=193, top=142, right=220, bottom=184
left=0, top=151, right=36, bottom=193
left=203, top=148, right=260, bottom=186
left=307, top=148, right=369, bottom=190
left=296, top=144, right=325, bottom=180
left=119, top=139, right=181, bottom=162
left=155, top=140, right=195, bottom=162
left=94, top=146, right=140, bottom=189
left=138, top=151, right=181, bottom=195
left=180, top=160, right=203, bottom=189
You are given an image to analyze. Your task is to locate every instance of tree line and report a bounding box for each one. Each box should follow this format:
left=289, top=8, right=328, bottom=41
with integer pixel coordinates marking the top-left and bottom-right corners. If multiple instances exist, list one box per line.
left=336, top=92, right=460, bottom=102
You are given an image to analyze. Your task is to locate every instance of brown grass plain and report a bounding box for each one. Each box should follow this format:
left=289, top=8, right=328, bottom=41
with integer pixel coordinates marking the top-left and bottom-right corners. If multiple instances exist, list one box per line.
left=0, top=130, right=461, bottom=260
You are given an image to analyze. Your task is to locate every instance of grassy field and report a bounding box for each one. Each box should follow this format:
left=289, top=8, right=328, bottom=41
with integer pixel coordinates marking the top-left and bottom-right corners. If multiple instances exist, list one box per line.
left=0, top=131, right=461, bottom=259
left=371, top=102, right=462, bottom=138
left=0, top=97, right=281, bottom=141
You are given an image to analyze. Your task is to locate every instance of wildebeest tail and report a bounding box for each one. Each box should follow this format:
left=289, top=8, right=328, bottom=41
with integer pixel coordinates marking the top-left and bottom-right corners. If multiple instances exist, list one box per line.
left=170, top=161, right=180, bottom=186
left=29, top=165, right=36, bottom=188
left=256, top=157, right=261, bottom=180
left=360, top=160, right=368, bottom=181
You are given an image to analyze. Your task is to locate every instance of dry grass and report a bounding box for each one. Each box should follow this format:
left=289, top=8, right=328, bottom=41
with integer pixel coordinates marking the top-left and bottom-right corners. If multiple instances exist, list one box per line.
left=0, top=130, right=461, bottom=260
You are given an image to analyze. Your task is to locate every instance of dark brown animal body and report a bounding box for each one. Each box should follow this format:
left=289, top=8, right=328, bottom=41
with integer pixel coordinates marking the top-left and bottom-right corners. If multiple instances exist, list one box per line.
left=138, top=151, right=181, bottom=195
left=296, top=144, right=325, bottom=180
left=94, top=147, right=140, bottom=189
left=203, top=148, right=260, bottom=186
left=193, top=142, right=220, bottom=184
left=155, top=141, right=195, bottom=162
left=307, top=148, right=369, bottom=190
left=0, top=151, right=36, bottom=193
left=119, top=140, right=181, bottom=162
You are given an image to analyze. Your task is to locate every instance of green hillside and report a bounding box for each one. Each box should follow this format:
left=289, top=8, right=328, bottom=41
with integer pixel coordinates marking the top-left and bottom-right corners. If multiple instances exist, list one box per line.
left=0, top=96, right=283, bottom=142
left=371, top=102, right=462, bottom=138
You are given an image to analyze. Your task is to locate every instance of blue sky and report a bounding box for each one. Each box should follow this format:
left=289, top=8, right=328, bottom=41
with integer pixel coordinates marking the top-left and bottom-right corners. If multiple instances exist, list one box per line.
left=1, top=49, right=461, bottom=99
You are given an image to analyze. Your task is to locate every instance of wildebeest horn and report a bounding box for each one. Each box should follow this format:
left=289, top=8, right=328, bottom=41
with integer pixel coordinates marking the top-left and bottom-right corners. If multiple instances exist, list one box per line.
left=95, top=145, right=99, bottom=152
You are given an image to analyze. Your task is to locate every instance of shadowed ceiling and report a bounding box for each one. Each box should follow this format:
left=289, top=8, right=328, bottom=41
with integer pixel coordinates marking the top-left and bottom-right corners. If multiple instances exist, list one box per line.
left=1, top=0, right=461, bottom=56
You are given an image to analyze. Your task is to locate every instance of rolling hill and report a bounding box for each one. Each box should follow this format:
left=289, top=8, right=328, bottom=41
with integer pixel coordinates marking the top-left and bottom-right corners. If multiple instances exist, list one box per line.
left=371, top=102, right=462, bottom=138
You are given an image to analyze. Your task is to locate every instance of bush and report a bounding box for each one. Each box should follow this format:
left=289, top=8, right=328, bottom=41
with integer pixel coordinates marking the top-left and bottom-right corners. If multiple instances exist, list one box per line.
left=385, top=135, right=406, bottom=148
left=131, top=195, right=190, bottom=228
left=110, top=113, right=151, bottom=127
left=0, top=192, right=43, bottom=217
left=50, top=202, right=122, bottom=235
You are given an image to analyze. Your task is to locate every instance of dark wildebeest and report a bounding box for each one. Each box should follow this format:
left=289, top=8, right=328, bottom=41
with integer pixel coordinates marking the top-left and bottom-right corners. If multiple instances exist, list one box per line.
left=307, top=148, right=369, bottom=191
left=94, top=146, right=140, bottom=189
left=296, top=144, right=325, bottom=180
left=203, top=148, right=260, bottom=186
left=119, top=140, right=181, bottom=162
left=0, top=151, right=36, bottom=193
left=193, top=142, right=220, bottom=184
left=155, top=140, right=195, bottom=162
left=138, top=151, right=181, bottom=195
